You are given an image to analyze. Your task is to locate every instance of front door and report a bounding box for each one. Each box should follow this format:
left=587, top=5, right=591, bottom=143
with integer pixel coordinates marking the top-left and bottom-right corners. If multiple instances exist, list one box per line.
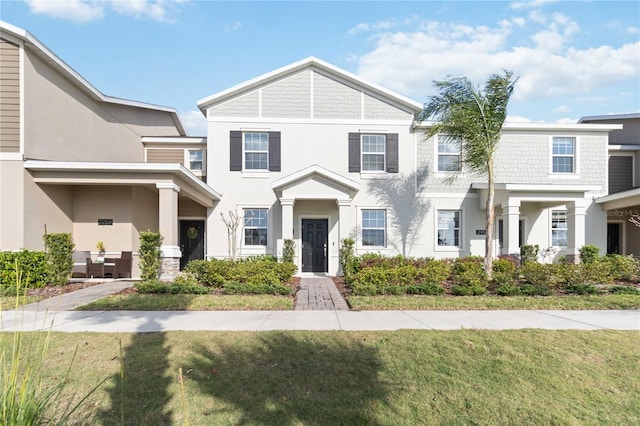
left=301, top=219, right=328, bottom=273
left=180, top=220, right=205, bottom=269
left=607, top=223, right=621, bottom=254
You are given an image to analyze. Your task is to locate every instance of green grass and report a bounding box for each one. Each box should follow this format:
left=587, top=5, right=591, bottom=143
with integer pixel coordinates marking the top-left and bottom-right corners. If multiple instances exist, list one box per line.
left=1, top=330, right=637, bottom=424
left=348, top=294, right=640, bottom=310
left=0, top=295, right=40, bottom=310
left=76, top=293, right=293, bottom=311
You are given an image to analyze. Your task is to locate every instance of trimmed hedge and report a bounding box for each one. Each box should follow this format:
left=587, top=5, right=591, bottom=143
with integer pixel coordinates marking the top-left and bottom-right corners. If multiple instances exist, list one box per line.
left=183, top=256, right=295, bottom=295
left=0, top=250, right=49, bottom=288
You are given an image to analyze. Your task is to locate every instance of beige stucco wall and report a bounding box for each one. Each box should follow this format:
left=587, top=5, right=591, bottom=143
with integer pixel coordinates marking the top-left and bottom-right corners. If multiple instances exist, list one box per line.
left=22, top=50, right=179, bottom=162
left=0, top=160, right=25, bottom=248
left=23, top=176, right=73, bottom=249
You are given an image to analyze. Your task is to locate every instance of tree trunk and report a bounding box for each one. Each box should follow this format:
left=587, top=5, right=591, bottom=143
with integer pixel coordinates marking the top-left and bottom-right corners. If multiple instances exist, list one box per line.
left=484, top=158, right=495, bottom=280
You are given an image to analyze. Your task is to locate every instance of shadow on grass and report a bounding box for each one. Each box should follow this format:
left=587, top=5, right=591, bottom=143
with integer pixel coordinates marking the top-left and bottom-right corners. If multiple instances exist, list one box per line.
left=97, top=318, right=173, bottom=425
left=188, top=332, right=391, bottom=424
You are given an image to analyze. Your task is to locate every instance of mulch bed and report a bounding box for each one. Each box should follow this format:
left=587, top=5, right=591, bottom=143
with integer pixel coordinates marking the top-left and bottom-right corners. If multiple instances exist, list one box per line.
left=26, top=281, right=107, bottom=300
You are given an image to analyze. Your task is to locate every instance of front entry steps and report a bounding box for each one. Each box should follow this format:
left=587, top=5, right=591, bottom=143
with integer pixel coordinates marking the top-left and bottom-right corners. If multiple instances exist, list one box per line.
left=294, top=277, right=349, bottom=311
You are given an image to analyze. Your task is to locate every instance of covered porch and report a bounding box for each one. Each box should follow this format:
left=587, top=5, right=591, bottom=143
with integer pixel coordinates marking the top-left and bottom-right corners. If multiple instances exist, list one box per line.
left=473, top=183, right=604, bottom=262
left=25, top=161, right=221, bottom=280
left=271, top=165, right=359, bottom=275
left=596, top=188, right=640, bottom=256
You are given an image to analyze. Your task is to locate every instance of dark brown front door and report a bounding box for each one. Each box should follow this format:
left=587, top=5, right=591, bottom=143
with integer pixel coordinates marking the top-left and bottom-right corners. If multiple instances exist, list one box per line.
left=180, top=220, right=205, bottom=269
left=607, top=223, right=621, bottom=254
left=302, top=219, right=328, bottom=273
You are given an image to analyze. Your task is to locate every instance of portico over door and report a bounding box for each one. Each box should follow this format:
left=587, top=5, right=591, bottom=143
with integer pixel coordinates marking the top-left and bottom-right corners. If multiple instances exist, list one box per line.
left=302, top=219, right=328, bottom=272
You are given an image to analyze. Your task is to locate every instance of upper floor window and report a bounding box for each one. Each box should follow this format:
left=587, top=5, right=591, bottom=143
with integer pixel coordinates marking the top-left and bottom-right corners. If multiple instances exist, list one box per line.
left=362, top=209, right=386, bottom=246
left=437, top=210, right=461, bottom=247
left=437, top=136, right=461, bottom=172
left=188, top=150, right=203, bottom=171
left=552, top=137, right=575, bottom=173
left=244, top=133, right=269, bottom=170
left=361, top=135, right=386, bottom=172
left=244, top=208, right=268, bottom=246
left=348, top=133, right=398, bottom=174
left=551, top=210, right=568, bottom=247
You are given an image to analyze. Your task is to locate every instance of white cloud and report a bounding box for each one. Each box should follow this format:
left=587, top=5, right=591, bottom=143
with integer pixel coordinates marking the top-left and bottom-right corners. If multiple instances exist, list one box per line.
left=553, top=105, right=571, bottom=113
left=505, top=115, right=533, bottom=123
left=627, top=26, right=640, bottom=35
left=180, top=110, right=207, bottom=136
left=25, top=0, right=187, bottom=23
left=224, top=21, right=242, bottom=33
left=26, top=0, right=104, bottom=24
left=354, top=14, right=639, bottom=108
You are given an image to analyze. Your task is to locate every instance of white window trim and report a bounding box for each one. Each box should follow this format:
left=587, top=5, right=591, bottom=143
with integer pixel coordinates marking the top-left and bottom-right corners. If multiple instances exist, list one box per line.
left=549, top=136, right=580, bottom=178
left=361, top=208, right=387, bottom=248
left=239, top=206, right=272, bottom=252
left=243, top=132, right=269, bottom=171
left=186, top=149, right=205, bottom=175
left=434, top=134, right=462, bottom=176
left=356, top=207, right=391, bottom=252
left=550, top=209, right=568, bottom=248
left=361, top=134, right=386, bottom=173
left=435, top=209, right=464, bottom=252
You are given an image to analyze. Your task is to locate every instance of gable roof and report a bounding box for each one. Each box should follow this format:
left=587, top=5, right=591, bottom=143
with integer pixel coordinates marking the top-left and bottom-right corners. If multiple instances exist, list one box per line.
left=578, top=113, right=640, bottom=123
left=271, top=164, right=360, bottom=193
left=0, top=20, right=187, bottom=136
left=197, top=56, right=424, bottom=114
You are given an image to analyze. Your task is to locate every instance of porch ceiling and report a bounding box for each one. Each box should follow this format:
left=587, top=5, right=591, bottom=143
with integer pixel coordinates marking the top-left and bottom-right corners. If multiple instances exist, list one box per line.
left=24, top=161, right=221, bottom=208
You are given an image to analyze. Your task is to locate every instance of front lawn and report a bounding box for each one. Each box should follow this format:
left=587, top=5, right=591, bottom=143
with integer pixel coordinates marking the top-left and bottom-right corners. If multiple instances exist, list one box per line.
left=77, top=293, right=293, bottom=311
left=2, top=330, right=638, bottom=425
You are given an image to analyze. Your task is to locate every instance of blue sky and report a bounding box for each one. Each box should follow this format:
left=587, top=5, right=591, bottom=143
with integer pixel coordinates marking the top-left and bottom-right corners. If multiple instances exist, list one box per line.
left=2, top=0, right=639, bottom=136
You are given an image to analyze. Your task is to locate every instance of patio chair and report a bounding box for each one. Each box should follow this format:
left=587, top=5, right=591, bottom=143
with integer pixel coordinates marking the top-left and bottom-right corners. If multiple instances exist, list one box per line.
left=86, top=258, right=104, bottom=278
left=71, top=250, right=91, bottom=278
left=114, top=251, right=132, bottom=278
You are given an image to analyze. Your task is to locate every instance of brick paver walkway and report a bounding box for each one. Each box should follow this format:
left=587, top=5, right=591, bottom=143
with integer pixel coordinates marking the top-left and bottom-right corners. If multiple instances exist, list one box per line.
left=295, top=277, right=349, bottom=311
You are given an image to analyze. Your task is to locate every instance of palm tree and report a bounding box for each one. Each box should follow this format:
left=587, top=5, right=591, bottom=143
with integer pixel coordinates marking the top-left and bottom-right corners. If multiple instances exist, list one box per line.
left=417, top=71, right=518, bottom=279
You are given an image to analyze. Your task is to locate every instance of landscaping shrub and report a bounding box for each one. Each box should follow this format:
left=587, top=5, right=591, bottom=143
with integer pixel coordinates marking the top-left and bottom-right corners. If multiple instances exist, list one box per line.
left=519, top=261, right=560, bottom=288
left=492, top=257, right=517, bottom=287
left=561, top=262, right=613, bottom=288
left=169, top=281, right=210, bottom=294
left=282, top=239, right=295, bottom=263
left=353, top=267, right=388, bottom=288
left=579, top=244, right=600, bottom=264
left=184, top=257, right=295, bottom=291
left=184, top=259, right=226, bottom=287
left=415, top=259, right=451, bottom=286
left=565, top=282, right=600, bottom=295
left=222, top=281, right=291, bottom=295
left=603, top=254, right=637, bottom=282
left=43, top=233, right=74, bottom=286
left=339, top=238, right=358, bottom=282
left=406, top=283, right=445, bottom=295
left=496, top=283, right=522, bottom=296
left=135, top=280, right=169, bottom=294
left=451, top=257, right=487, bottom=295
left=520, top=283, right=552, bottom=296
left=136, top=279, right=210, bottom=294
left=139, top=231, right=163, bottom=281
left=0, top=250, right=49, bottom=288
left=608, top=285, right=640, bottom=295
left=520, top=245, right=539, bottom=264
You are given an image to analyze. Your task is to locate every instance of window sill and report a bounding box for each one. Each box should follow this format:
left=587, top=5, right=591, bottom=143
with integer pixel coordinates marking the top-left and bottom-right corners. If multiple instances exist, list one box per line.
left=548, top=173, right=580, bottom=179
left=359, top=172, right=388, bottom=180
left=242, top=170, right=270, bottom=179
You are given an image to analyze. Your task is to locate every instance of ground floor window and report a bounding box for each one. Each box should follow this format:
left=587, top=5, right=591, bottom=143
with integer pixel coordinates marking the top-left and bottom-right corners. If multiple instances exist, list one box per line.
left=437, top=210, right=461, bottom=247
left=244, top=208, right=268, bottom=245
left=551, top=210, right=568, bottom=247
left=362, top=209, right=386, bottom=246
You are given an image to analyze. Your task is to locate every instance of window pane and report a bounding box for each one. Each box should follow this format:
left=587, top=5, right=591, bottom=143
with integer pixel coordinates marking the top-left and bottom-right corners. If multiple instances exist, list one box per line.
left=244, top=229, right=267, bottom=246
left=362, top=154, right=385, bottom=171
left=437, top=210, right=461, bottom=247
left=189, top=150, right=203, bottom=170
left=553, top=138, right=574, bottom=155
left=438, top=155, right=460, bottom=172
left=362, top=135, right=385, bottom=153
left=245, top=153, right=268, bottom=170
left=551, top=211, right=567, bottom=247
left=552, top=157, right=573, bottom=173
left=438, top=139, right=459, bottom=153
left=362, top=210, right=385, bottom=246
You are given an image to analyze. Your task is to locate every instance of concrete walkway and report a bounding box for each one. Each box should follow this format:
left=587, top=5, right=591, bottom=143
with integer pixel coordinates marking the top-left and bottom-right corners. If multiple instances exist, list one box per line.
left=295, top=277, right=349, bottom=311
left=21, top=281, right=134, bottom=312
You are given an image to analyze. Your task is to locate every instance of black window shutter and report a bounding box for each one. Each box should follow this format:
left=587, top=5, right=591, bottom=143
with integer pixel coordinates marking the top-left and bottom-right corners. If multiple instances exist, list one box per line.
left=268, top=132, right=281, bottom=172
left=348, top=133, right=361, bottom=173
left=386, top=133, right=399, bottom=173
left=230, top=131, right=243, bottom=171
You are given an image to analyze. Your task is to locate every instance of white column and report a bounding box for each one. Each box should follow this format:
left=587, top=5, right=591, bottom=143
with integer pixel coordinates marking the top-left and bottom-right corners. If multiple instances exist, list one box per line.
left=501, top=199, right=520, bottom=256
left=156, top=183, right=181, bottom=280
left=567, top=199, right=586, bottom=263
left=337, top=199, right=351, bottom=243
left=281, top=199, right=295, bottom=240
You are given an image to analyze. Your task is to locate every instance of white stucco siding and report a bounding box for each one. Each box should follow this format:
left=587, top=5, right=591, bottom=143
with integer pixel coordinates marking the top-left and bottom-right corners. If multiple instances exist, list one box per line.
left=416, top=135, right=480, bottom=192
left=262, top=70, right=311, bottom=118
left=313, top=72, right=361, bottom=119
left=208, top=91, right=260, bottom=118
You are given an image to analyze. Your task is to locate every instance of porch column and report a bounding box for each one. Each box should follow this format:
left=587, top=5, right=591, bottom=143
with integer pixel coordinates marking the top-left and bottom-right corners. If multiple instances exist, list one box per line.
left=337, top=199, right=351, bottom=275
left=157, top=183, right=181, bottom=281
left=567, top=199, right=586, bottom=263
left=501, top=199, right=520, bottom=256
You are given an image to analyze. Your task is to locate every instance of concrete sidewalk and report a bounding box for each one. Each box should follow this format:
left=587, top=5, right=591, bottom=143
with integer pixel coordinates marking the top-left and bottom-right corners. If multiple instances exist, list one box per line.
left=2, top=309, right=638, bottom=333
